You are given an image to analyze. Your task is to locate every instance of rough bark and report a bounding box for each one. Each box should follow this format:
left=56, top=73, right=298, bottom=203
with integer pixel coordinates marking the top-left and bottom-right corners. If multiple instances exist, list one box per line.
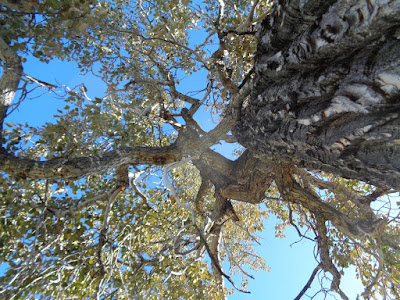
left=275, top=162, right=388, bottom=239
left=193, top=149, right=274, bottom=204
left=234, top=0, right=400, bottom=188
left=1, top=1, right=400, bottom=298
left=0, top=36, right=22, bottom=141
left=0, top=145, right=181, bottom=179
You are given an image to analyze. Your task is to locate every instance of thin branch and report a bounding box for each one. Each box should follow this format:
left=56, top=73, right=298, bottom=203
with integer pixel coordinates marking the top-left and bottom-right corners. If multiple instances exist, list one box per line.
left=97, top=186, right=123, bottom=274
left=163, top=158, right=196, bottom=223
left=223, top=238, right=255, bottom=279
left=130, top=170, right=154, bottom=210
left=193, top=224, right=250, bottom=294
left=156, top=62, right=207, bottom=112
left=232, top=221, right=261, bottom=245
left=199, top=80, right=251, bottom=148
left=22, top=72, right=57, bottom=89
left=286, top=201, right=316, bottom=242
left=362, top=245, right=384, bottom=298
left=44, top=192, right=112, bottom=218
left=188, top=80, right=213, bottom=116
left=106, top=27, right=209, bottom=69
left=235, top=0, right=261, bottom=32
left=294, top=264, right=322, bottom=300
left=140, top=35, right=209, bottom=69
left=97, top=166, right=129, bottom=277
left=295, top=169, right=391, bottom=220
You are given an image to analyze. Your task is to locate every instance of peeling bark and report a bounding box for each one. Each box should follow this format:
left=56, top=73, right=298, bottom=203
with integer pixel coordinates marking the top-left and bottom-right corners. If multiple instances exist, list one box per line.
left=0, top=36, right=22, bottom=141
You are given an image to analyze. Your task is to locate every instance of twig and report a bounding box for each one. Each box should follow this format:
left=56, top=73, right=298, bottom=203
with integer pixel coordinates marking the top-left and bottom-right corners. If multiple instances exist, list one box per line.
left=193, top=224, right=250, bottom=294
left=223, top=238, right=255, bottom=279
left=163, top=158, right=196, bottom=223
left=232, top=221, right=261, bottom=245
left=22, top=72, right=57, bottom=89
left=286, top=202, right=315, bottom=243
left=235, top=0, right=260, bottom=32
left=294, top=264, right=322, bottom=300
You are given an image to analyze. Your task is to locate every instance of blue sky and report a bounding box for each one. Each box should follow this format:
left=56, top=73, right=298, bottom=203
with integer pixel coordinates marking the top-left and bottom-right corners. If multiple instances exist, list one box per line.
left=3, top=54, right=367, bottom=299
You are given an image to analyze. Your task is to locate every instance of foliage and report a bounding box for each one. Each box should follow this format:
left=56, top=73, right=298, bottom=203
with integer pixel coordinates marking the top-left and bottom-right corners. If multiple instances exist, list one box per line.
left=0, top=0, right=399, bottom=299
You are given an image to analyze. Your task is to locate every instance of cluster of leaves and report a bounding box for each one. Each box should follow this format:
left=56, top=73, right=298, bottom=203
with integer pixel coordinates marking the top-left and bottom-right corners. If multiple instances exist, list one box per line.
left=0, top=0, right=274, bottom=298
left=2, top=0, right=400, bottom=299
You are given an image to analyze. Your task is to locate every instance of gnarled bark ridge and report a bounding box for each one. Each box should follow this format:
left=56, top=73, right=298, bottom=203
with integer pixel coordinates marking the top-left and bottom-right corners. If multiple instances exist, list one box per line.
left=234, top=0, right=400, bottom=189
left=1, top=0, right=400, bottom=299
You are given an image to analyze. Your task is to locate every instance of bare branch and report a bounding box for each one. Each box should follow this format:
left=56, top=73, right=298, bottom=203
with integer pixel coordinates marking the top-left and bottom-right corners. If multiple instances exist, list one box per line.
left=286, top=202, right=315, bottom=242
left=21, top=72, right=57, bottom=89
left=294, top=264, right=322, bottom=300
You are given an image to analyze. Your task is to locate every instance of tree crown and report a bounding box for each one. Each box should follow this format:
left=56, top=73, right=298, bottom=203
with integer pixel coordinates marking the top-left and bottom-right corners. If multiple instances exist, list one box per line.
left=1, top=0, right=400, bottom=299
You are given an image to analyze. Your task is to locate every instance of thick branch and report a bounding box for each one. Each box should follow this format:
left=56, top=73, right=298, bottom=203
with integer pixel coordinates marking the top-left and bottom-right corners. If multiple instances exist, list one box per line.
left=194, top=149, right=273, bottom=204
left=195, top=178, right=211, bottom=215
left=209, top=224, right=223, bottom=283
left=0, top=145, right=181, bottom=179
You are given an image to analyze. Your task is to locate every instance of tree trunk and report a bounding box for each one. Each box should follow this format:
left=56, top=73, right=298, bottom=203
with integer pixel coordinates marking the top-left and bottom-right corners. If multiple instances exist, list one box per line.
left=234, top=0, right=400, bottom=188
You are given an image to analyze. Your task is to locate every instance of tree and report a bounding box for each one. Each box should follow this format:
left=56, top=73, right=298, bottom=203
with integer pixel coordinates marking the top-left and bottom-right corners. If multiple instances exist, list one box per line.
left=0, top=0, right=399, bottom=299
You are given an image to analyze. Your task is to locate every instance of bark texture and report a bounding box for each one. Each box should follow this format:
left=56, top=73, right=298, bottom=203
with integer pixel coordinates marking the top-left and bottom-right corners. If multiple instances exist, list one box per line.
left=234, top=0, right=400, bottom=188
left=1, top=1, right=400, bottom=298
left=0, top=36, right=22, bottom=140
left=0, top=145, right=181, bottom=179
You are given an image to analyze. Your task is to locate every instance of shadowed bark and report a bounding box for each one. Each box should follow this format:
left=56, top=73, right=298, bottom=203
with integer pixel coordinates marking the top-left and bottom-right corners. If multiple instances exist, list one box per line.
left=234, top=0, right=400, bottom=189
left=1, top=0, right=400, bottom=299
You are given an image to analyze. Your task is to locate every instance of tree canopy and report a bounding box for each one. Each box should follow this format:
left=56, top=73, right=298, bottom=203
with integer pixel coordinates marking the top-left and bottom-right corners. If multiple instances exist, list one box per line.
left=0, top=0, right=400, bottom=299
